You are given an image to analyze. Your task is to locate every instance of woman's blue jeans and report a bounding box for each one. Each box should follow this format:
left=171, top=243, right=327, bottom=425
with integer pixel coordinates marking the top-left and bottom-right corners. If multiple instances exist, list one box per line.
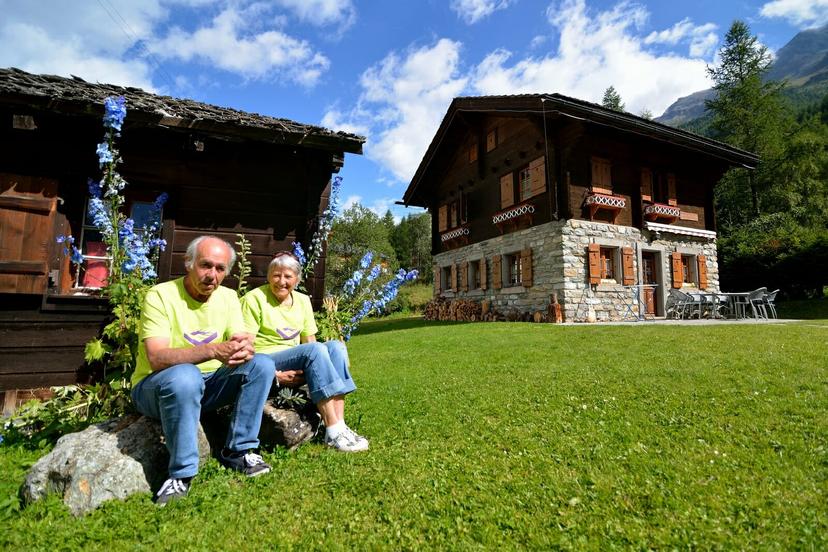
left=269, top=341, right=356, bottom=403
left=131, top=353, right=275, bottom=479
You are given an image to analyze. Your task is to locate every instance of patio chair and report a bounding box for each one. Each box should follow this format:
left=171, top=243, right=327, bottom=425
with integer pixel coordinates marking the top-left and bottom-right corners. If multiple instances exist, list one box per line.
left=745, top=287, right=768, bottom=319
left=752, top=289, right=779, bottom=319
left=666, top=289, right=701, bottom=319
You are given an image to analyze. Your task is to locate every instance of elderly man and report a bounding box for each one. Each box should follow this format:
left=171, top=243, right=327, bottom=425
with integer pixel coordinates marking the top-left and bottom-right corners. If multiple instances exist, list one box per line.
left=131, top=235, right=276, bottom=505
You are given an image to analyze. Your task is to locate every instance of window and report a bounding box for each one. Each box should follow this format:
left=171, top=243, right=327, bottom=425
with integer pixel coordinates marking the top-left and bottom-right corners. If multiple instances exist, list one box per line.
left=681, top=255, right=696, bottom=286
left=506, top=252, right=522, bottom=286
left=644, top=169, right=677, bottom=206
left=518, top=166, right=532, bottom=202
left=450, top=202, right=458, bottom=228
left=441, top=266, right=452, bottom=292
left=75, top=197, right=162, bottom=289
left=599, top=247, right=617, bottom=281
left=469, top=260, right=481, bottom=289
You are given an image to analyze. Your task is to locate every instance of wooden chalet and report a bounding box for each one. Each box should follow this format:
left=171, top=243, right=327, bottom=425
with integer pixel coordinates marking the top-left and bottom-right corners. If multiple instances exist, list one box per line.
left=0, top=68, right=363, bottom=410
left=402, top=94, right=757, bottom=321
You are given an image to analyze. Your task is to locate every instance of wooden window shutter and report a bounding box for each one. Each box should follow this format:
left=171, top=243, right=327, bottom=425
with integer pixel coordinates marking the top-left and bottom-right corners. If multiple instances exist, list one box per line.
left=528, top=156, right=546, bottom=198
left=591, top=157, right=612, bottom=193
left=480, top=258, right=487, bottom=290
left=461, top=261, right=469, bottom=292
left=622, top=247, right=635, bottom=286
left=492, top=255, right=502, bottom=290
left=500, top=173, right=514, bottom=209
left=486, top=128, right=497, bottom=152
left=697, top=255, right=708, bottom=290
left=433, top=266, right=440, bottom=295
left=0, top=175, right=58, bottom=294
left=671, top=252, right=683, bottom=288
left=438, top=205, right=448, bottom=232
left=521, top=248, right=533, bottom=288
left=468, top=143, right=478, bottom=163
left=450, top=263, right=457, bottom=292
left=587, top=243, right=601, bottom=285
left=667, top=174, right=677, bottom=206
left=640, top=168, right=652, bottom=202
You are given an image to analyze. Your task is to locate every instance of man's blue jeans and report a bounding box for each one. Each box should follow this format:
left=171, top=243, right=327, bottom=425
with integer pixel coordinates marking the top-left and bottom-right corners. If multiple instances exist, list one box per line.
left=269, top=341, right=356, bottom=403
left=131, top=354, right=275, bottom=479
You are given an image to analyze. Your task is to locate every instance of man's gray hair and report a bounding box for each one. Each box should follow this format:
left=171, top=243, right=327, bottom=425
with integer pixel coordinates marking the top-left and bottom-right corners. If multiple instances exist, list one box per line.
left=268, top=253, right=302, bottom=284
left=184, top=236, right=237, bottom=272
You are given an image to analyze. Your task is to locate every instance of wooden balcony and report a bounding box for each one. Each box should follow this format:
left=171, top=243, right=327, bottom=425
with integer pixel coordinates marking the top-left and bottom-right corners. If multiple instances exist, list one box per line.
left=643, top=202, right=681, bottom=223
left=492, top=201, right=535, bottom=234
left=584, top=191, right=626, bottom=224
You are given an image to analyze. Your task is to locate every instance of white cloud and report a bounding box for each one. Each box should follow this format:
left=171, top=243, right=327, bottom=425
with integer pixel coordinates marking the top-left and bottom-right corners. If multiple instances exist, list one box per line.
left=760, top=0, right=828, bottom=28
left=343, top=195, right=362, bottom=210
left=471, top=0, right=712, bottom=116
left=450, top=0, right=513, bottom=24
left=148, top=6, right=330, bottom=85
left=644, top=18, right=718, bottom=58
left=274, top=0, right=356, bottom=30
left=0, top=0, right=163, bottom=89
left=325, top=39, right=468, bottom=183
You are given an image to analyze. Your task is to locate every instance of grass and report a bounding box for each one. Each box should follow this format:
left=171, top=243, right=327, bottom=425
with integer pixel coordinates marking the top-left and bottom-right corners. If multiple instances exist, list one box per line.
left=2, top=317, right=827, bottom=549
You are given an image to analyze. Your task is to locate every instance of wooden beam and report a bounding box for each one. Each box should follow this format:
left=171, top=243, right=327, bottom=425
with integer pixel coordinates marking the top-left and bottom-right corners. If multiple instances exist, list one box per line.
left=0, top=195, right=53, bottom=213
left=2, top=389, right=17, bottom=417
left=0, top=261, right=48, bottom=275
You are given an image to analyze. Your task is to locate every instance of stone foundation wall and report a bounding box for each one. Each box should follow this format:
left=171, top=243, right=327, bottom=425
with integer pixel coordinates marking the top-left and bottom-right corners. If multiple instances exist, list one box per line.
left=434, top=219, right=719, bottom=322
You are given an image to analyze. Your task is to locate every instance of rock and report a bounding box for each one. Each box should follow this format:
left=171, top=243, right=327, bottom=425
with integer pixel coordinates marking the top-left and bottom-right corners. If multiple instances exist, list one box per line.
left=20, top=415, right=210, bottom=516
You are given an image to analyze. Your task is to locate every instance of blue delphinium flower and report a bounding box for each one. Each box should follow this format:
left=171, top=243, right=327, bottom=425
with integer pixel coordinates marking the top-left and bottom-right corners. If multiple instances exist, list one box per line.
left=70, top=247, right=84, bottom=264
left=88, top=197, right=112, bottom=235
left=366, top=265, right=381, bottom=282
left=96, top=142, right=113, bottom=167
left=153, top=192, right=168, bottom=211
left=292, top=241, right=307, bottom=265
left=359, top=251, right=373, bottom=269
left=88, top=179, right=102, bottom=199
left=103, top=96, right=127, bottom=132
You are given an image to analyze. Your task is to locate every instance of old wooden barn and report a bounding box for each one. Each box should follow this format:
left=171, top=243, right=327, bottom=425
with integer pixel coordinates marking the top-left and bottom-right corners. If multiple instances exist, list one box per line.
left=403, top=94, right=758, bottom=322
left=0, top=68, right=364, bottom=411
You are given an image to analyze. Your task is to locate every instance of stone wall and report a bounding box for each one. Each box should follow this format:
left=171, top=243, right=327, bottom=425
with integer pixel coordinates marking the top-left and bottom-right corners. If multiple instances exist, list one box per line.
left=433, top=219, right=719, bottom=322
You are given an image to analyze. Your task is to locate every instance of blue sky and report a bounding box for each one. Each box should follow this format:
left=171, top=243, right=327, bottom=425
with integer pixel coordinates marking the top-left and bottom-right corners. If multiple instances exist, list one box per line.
left=2, top=0, right=827, bottom=221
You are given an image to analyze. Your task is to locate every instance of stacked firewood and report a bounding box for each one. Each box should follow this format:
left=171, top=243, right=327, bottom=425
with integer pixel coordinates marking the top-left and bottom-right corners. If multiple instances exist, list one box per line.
left=423, top=298, right=482, bottom=321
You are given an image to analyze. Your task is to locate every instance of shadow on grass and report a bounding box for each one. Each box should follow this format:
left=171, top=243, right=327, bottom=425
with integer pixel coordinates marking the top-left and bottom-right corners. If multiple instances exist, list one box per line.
left=352, top=316, right=469, bottom=336
left=776, top=298, right=828, bottom=320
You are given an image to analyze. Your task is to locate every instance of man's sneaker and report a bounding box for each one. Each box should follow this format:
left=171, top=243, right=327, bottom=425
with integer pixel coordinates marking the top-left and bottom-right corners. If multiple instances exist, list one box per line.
left=155, top=477, right=189, bottom=506
left=219, top=449, right=272, bottom=477
left=344, top=426, right=369, bottom=449
left=325, top=430, right=369, bottom=452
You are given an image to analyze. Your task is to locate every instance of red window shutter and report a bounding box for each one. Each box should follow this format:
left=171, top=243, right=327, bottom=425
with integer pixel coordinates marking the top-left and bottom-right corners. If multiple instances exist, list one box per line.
left=521, top=248, right=533, bottom=288
left=640, top=168, right=652, bottom=202
left=433, top=266, right=440, bottom=295
left=438, top=205, right=448, bottom=232
left=667, top=174, right=677, bottom=206
left=461, top=261, right=469, bottom=292
left=500, top=173, right=514, bottom=209
left=492, top=255, right=502, bottom=290
left=480, top=258, right=487, bottom=290
left=528, top=156, right=546, bottom=198
left=671, top=252, right=683, bottom=288
left=587, top=243, right=601, bottom=285
left=622, top=247, right=635, bottom=286
left=697, top=255, right=708, bottom=290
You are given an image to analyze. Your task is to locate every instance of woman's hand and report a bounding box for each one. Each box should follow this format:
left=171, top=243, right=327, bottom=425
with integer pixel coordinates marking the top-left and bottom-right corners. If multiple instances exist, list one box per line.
left=276, top=369, right=305, bottom=387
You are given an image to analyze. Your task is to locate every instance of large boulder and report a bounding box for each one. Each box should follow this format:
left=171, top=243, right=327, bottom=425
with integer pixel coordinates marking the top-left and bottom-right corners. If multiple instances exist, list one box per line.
left=20, top=415, right=210, bottom=516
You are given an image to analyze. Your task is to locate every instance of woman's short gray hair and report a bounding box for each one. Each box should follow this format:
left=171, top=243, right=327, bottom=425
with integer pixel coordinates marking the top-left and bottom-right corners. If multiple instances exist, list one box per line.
left=184, top=236, right=237, bottom=272
left=268, top=252, right=302, bottom=283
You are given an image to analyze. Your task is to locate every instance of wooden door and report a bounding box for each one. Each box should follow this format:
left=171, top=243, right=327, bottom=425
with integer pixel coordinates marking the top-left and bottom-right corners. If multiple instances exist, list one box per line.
left=0, top=174, right=59, bottom=294
left=642, top=252, right=657, bottom=316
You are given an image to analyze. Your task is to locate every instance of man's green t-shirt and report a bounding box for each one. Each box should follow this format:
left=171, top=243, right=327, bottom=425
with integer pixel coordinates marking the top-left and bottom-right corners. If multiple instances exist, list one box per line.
left=240, top=285, right=317, bottom=354
left=132, top=278, right=247, bottom=386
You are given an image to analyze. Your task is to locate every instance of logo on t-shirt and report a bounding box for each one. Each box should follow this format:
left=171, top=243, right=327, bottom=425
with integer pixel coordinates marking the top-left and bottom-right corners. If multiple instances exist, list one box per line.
left=184, top=330, right=218, bottom=346
left=276, top=327, right=300, bottom=340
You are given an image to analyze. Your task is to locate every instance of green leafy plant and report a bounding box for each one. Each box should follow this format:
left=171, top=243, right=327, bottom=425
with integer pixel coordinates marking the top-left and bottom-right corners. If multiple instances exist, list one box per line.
left=273, top=387, right=308, bottom=409
left=234, top=233, right=253, bottom=297
left=3, top=97, right=166, bottom=445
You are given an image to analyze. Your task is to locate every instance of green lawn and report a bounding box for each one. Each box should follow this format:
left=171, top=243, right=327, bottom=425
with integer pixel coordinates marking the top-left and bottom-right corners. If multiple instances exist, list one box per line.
left=2, top=318, right=826, bottom=550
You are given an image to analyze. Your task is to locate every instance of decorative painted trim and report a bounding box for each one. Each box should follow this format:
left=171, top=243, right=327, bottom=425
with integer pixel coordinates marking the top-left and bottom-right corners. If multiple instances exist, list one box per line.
left=492, top=203, right=535, bottom=224
left=643, top=203, right=681, bottom=218
left=441, top=226, right=470, bottom=242
left=584, top=192, right=626, bottom=209
left=645, top=221, right=717, bottom=240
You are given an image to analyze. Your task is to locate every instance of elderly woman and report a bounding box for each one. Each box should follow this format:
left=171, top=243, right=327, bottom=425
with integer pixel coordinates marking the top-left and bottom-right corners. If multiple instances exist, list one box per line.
left=240, top=251, right=368, bottom=452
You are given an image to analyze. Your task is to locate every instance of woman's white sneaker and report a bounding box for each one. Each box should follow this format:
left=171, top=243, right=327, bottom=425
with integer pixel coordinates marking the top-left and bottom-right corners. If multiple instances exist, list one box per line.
left=325, top=430, right=369, bottom=452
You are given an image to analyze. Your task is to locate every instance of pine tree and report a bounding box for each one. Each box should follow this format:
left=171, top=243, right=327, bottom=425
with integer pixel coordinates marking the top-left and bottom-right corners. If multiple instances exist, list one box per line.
left=601, top=86, right=625, bottom=112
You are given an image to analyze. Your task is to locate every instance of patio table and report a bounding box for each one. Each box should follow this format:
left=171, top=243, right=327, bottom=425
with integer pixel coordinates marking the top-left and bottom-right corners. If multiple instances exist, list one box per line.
left=722, top=292, right=752, bottom=319
left=688, top=291, right=730, bottom=319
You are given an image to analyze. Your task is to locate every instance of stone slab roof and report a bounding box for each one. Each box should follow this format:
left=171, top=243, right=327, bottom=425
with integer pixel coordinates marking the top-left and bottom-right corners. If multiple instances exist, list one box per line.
left=0, top=67, right=364, bottom=154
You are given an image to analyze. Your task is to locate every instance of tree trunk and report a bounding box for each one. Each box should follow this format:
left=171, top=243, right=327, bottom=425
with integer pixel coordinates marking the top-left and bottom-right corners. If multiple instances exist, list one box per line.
left=749, top=170, right=760, bottom=216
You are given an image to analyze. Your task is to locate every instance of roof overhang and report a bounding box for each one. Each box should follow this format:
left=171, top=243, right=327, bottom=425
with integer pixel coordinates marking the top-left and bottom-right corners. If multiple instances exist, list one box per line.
left=645, top=221, right=717, bottom=240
